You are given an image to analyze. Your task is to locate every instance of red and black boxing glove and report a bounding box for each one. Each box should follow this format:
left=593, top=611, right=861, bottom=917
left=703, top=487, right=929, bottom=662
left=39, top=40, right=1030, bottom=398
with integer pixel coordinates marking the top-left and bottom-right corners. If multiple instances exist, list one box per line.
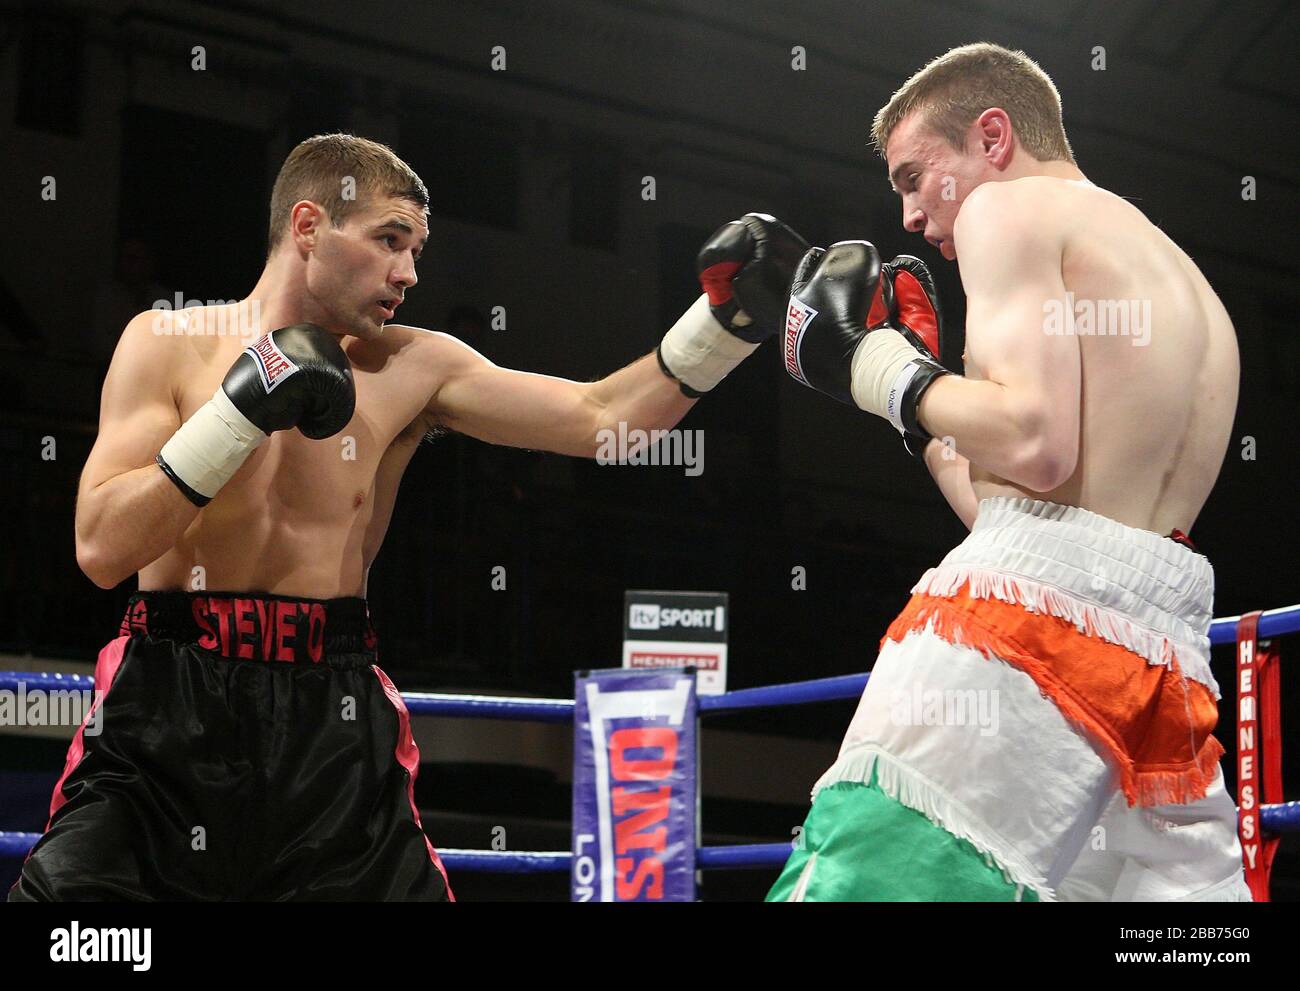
left=784, top=241, right=950, bottom=444
left=880, top=254, right=943, bottom=360
left=658, top=213, right=810, bottom=396
left=878, top=255, right=946, bottom=460
left=696, top=213, right=810, bottom=343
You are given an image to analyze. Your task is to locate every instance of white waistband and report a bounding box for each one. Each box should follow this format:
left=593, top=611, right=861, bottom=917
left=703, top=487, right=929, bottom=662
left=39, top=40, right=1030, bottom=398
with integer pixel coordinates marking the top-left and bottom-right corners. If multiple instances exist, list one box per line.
left=913, top=497, right=1217, bottom=691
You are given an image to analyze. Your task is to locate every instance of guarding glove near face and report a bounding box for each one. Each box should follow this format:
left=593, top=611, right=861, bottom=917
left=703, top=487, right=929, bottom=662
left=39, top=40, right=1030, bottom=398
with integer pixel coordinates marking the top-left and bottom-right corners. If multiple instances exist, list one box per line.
left=879, top=254, right=946, bottom=459
left=882, top=254, right=943, bottom=360
left=783, top=240, right=950, bottom=440
left=156, top=324, right=355, bottom=506
left=658, top=213, right=809, bottom=396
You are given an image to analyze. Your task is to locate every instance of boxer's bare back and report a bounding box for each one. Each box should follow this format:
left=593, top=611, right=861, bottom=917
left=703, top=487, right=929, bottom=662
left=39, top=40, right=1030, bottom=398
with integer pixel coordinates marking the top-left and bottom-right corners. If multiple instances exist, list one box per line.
left=957, top=177, right=1239, bottom=535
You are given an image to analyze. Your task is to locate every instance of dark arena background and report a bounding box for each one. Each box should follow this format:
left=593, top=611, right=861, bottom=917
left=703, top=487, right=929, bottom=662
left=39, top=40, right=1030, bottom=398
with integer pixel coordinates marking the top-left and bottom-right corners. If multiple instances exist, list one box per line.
left=1, top=0, right=1298, bottom=910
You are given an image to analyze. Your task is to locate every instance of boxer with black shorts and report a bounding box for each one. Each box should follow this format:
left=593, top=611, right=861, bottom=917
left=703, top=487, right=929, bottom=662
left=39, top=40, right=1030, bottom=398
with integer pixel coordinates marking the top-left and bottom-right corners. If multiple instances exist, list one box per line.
left=13, top=592, right=445, bottom=900
left=11, top=133, right=808, bottom=901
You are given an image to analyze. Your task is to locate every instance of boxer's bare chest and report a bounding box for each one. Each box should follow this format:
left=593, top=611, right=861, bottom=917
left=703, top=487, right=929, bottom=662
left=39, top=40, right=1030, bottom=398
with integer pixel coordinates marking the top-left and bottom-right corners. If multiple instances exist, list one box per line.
left=172, top=324, right=432, bottom=537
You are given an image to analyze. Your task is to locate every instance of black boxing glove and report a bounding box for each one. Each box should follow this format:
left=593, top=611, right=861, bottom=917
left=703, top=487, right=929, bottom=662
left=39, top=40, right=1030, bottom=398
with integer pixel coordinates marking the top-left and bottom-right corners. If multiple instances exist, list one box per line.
left=219, top=324, right=355, bottom=438
left=156, top=324, right=356, bottom=506
left=784, top=241, right=949, bottom=436
left=658, top=213, right=809, bottom=396
left=696, top=213, right=810, bottom=342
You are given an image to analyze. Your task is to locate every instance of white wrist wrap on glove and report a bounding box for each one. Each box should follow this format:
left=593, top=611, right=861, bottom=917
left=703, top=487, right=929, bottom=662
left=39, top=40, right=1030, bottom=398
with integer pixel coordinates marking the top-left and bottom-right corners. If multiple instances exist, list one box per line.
left=659, top=293, right=760, bottom=394
left=158, top=386, right=268, bottom=499
left=849, top=327, right=925, bottom=433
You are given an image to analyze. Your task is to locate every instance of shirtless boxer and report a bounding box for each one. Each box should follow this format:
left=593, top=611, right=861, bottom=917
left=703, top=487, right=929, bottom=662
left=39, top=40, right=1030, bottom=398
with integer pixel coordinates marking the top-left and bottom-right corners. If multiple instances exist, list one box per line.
left=769, top=43, right=1249, bottom=901
left=9, top=133, right=808, bottom=901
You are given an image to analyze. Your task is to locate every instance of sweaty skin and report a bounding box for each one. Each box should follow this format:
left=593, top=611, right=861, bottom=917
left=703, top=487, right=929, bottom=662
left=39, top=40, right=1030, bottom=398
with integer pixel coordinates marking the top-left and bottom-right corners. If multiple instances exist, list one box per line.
left=886, top=111, right=1239, bottom=536
left=75, top=195, right=696, bottom=597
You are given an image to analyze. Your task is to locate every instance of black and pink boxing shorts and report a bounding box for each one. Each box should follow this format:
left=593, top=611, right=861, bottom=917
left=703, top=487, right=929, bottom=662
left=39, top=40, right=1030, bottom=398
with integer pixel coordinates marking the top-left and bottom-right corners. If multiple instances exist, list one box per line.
left=8, top=591, right=452, bottom=901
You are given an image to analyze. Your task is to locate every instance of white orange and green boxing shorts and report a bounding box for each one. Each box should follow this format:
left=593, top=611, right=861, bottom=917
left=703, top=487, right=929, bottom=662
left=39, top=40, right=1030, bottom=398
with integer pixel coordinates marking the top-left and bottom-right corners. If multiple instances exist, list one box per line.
left=768, top=497, right=1250, bottom=902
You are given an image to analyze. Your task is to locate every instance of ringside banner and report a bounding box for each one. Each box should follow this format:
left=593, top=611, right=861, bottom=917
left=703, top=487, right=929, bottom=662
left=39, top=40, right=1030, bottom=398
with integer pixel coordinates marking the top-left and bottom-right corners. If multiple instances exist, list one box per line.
left=571, top=668, right=697, bottom=902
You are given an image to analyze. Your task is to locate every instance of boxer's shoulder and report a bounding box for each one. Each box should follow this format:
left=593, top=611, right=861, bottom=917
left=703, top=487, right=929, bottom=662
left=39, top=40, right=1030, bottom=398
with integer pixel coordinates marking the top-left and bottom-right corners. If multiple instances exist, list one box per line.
left=98, top=307, right=224, bottom=425
left=118, top=303, right=247, bottom=365
left=954, top=178, right=1069, bottom=260
left=371, top=323, right=492, bottom=380
left=358, top=322, right=462, bottom=355
left=343, top=325, right=489, bottom=438
left=109, top=306, right=187, bottom=385
left=956, top=176, right=1068, bottom=229
left=344, top=322, right=483, bottom=380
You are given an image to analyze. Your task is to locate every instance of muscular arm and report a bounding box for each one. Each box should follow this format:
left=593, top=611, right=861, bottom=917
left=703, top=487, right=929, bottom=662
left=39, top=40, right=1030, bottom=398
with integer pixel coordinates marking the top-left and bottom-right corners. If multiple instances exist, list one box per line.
left=916, top=183, right=1081, bottom=491
left=75, top=313, right=201, bottom=588
left=427, top=333, right=697, bottom=457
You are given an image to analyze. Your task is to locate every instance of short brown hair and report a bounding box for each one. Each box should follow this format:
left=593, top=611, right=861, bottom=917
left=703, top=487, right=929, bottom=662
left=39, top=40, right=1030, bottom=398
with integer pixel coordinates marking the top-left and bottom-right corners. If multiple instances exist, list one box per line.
left=872, top=43, right=1074, bottom=164
left=267, top=133, right=429, bottom=254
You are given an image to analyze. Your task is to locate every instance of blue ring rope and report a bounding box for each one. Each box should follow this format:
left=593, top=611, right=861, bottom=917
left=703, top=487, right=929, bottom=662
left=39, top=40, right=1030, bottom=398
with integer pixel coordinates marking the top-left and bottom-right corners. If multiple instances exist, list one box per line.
left=1, top=602, right=1296, bottom=874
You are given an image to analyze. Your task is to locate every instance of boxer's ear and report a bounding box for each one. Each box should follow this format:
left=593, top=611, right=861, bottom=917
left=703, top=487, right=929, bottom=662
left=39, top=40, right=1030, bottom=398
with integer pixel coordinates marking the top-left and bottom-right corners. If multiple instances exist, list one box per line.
left=289, top=200, right=328, bottom=250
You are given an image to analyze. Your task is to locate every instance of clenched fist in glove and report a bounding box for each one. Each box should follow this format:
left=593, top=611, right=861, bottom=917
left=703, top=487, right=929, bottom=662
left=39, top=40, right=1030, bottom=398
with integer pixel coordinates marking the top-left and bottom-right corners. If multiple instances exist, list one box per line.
left=783, top=241, right=950, bottom=446
left=657, top=213, right=809, bottom=396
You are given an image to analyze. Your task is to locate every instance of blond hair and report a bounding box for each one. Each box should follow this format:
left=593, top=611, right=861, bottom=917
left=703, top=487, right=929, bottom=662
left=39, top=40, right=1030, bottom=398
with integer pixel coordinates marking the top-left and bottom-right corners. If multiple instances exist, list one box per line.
left=267, top=133, right=428, bottom=254
left=872, top=43, right=1074, bottom=164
